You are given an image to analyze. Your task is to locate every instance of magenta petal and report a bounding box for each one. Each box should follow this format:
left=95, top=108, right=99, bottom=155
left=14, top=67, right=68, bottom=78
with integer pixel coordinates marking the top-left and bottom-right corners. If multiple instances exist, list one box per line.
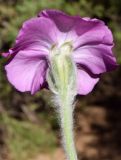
left=5, top=50, right=47, bottom=94
left=77, top=69, right=99, bottom=95
left=2, top=52, right=10, bottom=58
left=39, top=10, right=114, bottom=49
left=2, top=49, right=13, bottom=57
left=73, top=44, right=117, bottom=74
left=38, top=9, right=79, bottom=44
left=39, top=9, right=77, bottom=32
left=73, top=18, right=113, bottom=49
left=11, top=17, right=58, bottom=55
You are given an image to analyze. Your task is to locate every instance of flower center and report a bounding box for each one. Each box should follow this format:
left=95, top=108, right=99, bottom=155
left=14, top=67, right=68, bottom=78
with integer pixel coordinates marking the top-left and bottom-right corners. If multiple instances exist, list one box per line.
left=50, top=42, right=73, bottom=57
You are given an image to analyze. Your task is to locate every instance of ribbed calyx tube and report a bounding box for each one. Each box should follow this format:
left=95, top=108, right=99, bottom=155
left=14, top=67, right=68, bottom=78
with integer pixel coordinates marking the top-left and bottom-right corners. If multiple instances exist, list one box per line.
left=46, top=43, right=78, bottom=160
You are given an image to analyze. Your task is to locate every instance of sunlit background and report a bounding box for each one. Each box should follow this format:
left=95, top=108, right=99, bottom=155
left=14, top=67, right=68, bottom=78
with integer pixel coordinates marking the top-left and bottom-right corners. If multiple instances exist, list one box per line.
left=0, top=0, right=121, bottom=160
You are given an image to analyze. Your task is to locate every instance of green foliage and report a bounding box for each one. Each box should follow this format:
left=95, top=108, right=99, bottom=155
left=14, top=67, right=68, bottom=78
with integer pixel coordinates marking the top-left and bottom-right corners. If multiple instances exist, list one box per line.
left=1, top=114, right=57, bottom=160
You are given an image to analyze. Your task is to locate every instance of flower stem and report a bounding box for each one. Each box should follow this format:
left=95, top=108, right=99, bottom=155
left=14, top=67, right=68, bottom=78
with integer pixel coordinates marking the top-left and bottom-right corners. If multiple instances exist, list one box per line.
left=46, top=43, right=78, bottom=160
left=59, top=90, right=77, bottom=160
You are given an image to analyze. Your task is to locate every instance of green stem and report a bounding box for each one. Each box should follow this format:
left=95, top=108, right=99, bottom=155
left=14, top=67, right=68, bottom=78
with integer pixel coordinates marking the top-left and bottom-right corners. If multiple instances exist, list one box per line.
left=47, top=43, right=78, bottom=160
left=59, top=92, right=77, bottom=160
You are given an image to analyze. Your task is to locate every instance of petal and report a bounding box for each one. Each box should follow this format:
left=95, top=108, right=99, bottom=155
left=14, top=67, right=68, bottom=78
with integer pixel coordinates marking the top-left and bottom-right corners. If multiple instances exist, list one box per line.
left=5, top=50, right=48, bottom=94
left=73, top=18, right=113, bottom=49
left=73, top=44, right=117, bottom=74
left=11, top=17, right=58, bottom=55
left=2, top=52, right=10, bottom=58
left=39, top=9, right=77, bottom=32
left=77, top=69, right=99, bottom=95
left=2, top=49, right=13, bottom=57
left=38, top=9, right=79, bottom=44
left=39, top=10, right=113, bottom=49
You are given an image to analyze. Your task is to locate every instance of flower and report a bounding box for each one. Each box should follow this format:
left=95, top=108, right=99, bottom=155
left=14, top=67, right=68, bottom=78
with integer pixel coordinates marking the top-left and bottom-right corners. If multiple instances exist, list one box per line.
left=5, top=9, right=117, bottom=95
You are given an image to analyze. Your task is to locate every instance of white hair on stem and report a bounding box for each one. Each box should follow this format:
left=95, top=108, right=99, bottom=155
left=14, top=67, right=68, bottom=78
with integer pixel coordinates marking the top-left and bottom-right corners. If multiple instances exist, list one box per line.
left=46, top=42, right=78, bottom=160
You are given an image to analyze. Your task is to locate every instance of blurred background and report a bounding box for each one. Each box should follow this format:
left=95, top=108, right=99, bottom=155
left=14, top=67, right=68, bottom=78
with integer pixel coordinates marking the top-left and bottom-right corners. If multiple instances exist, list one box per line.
left=0, top=0, right=121, bottom=160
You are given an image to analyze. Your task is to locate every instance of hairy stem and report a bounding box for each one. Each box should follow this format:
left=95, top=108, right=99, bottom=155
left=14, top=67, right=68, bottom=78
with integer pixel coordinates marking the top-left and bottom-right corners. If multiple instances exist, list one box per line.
left=59, top=90, right=77, bottom=160
left=47, top=43, right=78, bottom=160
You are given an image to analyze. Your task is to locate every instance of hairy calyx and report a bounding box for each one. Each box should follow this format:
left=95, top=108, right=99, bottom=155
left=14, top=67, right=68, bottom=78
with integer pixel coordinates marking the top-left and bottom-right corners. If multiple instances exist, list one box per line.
left=46, top=42, right=78, bottom=160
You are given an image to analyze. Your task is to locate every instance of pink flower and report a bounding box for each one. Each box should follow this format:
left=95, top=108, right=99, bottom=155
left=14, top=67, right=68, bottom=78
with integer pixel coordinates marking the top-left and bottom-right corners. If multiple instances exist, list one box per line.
left=5, top=9, right=117, bottom=95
